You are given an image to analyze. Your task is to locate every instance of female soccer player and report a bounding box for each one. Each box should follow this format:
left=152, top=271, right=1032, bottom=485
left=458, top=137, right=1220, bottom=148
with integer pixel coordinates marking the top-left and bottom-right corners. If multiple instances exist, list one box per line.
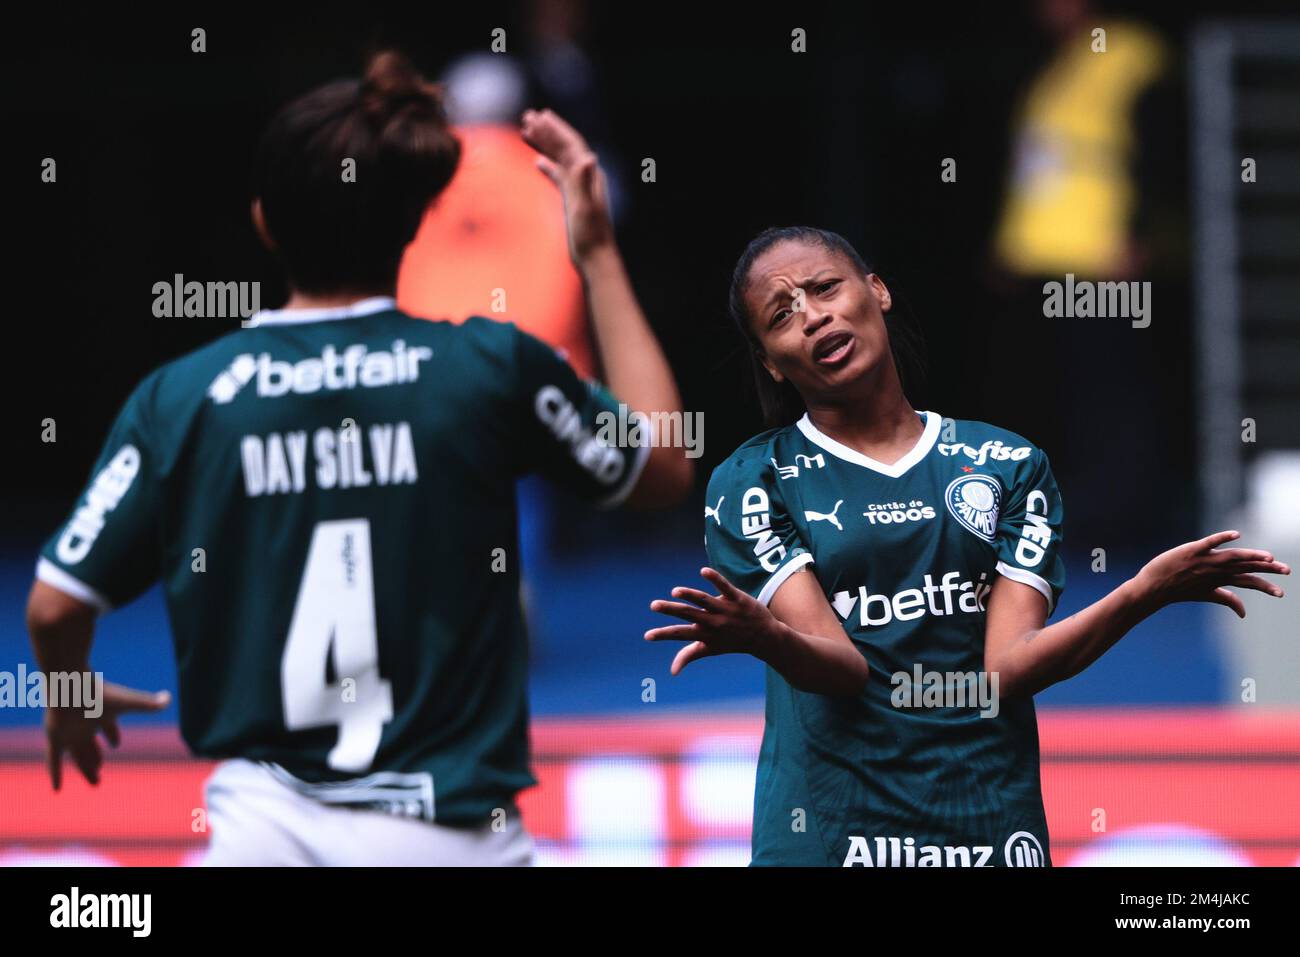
left=647, top=226, right=1289, bottom=867
left=26, top=52, right=692, bottom=865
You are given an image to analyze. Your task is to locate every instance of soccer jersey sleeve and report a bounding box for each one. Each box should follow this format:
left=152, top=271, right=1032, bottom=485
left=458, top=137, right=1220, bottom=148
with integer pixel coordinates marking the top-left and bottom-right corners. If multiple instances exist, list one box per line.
left=37, top=376, right=163, bottom=613
left=993, top=446, right=1065, bottom=615
left=510, top=323, right=649, bottom=509
left=703, top=454, right=814, bottom=606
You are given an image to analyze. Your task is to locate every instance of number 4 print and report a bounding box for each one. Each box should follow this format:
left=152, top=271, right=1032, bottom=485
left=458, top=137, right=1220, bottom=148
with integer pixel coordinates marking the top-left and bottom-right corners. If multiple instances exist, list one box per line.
left=281, top=519, right=394, bottom=772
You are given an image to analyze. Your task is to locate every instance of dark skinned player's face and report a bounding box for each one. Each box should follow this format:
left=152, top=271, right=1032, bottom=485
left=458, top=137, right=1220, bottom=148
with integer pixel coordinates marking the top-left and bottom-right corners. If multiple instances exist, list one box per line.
left=742, top=241, right=893, bottom=406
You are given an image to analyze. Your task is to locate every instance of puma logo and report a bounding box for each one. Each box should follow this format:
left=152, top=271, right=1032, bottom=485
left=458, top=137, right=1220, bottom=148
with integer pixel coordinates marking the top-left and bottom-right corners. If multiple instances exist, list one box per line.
left=805, top=499, right=844, bottom=531
left=704, top=495, right=725, bottom=525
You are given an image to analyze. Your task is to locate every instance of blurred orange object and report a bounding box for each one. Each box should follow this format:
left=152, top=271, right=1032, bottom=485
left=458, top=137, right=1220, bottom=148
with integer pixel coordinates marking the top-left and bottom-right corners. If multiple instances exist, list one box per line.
left=397, top=123, right=595, bottom=379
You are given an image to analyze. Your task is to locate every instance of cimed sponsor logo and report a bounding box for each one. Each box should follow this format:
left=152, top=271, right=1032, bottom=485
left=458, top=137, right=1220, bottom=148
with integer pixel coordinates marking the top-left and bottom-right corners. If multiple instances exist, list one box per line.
left=56, top=446, right=140, bottom=565
left=741, top=487, right=786, bottom=573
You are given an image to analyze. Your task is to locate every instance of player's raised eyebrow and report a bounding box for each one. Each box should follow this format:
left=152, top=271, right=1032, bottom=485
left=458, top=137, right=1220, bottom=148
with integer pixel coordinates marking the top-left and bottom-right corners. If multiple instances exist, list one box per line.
left=760, top=270, right=837, bottom=310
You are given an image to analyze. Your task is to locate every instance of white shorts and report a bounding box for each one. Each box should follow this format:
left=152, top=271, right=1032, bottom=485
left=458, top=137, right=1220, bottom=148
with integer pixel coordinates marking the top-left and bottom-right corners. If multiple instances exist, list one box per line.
left=201, top=759, right=534, bottom=866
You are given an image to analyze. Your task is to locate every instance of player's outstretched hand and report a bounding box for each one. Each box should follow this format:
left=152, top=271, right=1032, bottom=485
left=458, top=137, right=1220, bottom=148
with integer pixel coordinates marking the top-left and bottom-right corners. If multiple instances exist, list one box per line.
left=45, top=682, right=172, bottom=790
left=646, top=567, right=780, bottom=675
left=520, top=108, right=614, bottom=265
left=1131, top=530, right=1289, bottom=619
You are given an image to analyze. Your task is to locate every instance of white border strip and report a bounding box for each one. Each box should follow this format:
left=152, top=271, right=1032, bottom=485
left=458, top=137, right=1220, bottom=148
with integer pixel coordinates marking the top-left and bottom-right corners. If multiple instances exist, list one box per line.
left=796, top=410, right=939, bottom=478
left=35, top=558, right=113, bottom=615
left=262, top=761, right=436, bottom=821
left=756, top=552, right=815, bottom=606
left=995, top=561, right=1055, bottom=616
left=244, top=296, right=398, bottom=328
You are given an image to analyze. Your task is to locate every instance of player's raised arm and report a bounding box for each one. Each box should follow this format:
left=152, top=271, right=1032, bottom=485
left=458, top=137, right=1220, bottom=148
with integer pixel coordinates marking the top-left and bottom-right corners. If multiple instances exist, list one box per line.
left=985, top=530, right=1290, bottom=699
left=646, top=458, right=869, bottom=695
left=521, top=108, right=693, bottom=508
left=646, top=566, right=870, bottom=696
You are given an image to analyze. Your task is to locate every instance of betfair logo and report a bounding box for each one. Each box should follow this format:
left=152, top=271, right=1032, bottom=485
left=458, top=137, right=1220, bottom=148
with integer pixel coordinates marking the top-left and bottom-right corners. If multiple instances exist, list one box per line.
left=831, top=571, right=993, bottom=627
left=207, top=342, right=433, bottom=404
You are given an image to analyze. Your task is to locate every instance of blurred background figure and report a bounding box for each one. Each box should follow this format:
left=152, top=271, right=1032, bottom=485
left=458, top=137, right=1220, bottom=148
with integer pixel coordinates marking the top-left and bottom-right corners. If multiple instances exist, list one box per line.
left=994, top=0, right=1169, bottom=281
left=395, top=11, right=622, bottom=639
left=398, top=0, right=623, bottom=382
left=986, top=0, right=1185, bottom=545
left=398, top=53, right=595, bottom=378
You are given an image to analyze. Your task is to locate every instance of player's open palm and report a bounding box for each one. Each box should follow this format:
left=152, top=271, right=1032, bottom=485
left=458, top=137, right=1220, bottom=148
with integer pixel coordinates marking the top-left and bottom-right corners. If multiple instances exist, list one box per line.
left=647, top=567, right=780, bottom=675
left=1133, top=530, right=1289, bottom=618
left=45, top=682, right=171, bottom=790
left=520, top=108, right=613, bottom=264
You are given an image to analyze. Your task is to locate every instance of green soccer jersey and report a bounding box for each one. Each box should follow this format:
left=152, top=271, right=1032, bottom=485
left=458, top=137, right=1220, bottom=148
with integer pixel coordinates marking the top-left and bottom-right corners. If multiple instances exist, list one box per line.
left=38, top=298, right=647, bottom=824
left=704, top=410, right=1065, bottom=866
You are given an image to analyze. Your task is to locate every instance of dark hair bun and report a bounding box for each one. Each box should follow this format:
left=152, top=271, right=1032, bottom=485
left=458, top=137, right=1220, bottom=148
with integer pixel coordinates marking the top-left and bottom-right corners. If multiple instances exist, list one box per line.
left=253, top=49, right=462, bottom=294
left=359, top=50, right=449, bottom=126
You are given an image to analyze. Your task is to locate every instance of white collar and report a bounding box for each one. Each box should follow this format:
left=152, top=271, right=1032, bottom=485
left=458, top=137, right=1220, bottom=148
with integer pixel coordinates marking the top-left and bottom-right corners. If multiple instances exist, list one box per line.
left=243, top=296, right=397, bottom=328
left=796, top=410, right=940, bottom=478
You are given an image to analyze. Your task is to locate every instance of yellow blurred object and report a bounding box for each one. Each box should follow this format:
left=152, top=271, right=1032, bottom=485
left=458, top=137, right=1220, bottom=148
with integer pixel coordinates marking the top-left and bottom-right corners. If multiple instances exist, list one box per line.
left=994, top=21, right=1167, bottom=279
left=397, top=124, right=595, bottom=378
